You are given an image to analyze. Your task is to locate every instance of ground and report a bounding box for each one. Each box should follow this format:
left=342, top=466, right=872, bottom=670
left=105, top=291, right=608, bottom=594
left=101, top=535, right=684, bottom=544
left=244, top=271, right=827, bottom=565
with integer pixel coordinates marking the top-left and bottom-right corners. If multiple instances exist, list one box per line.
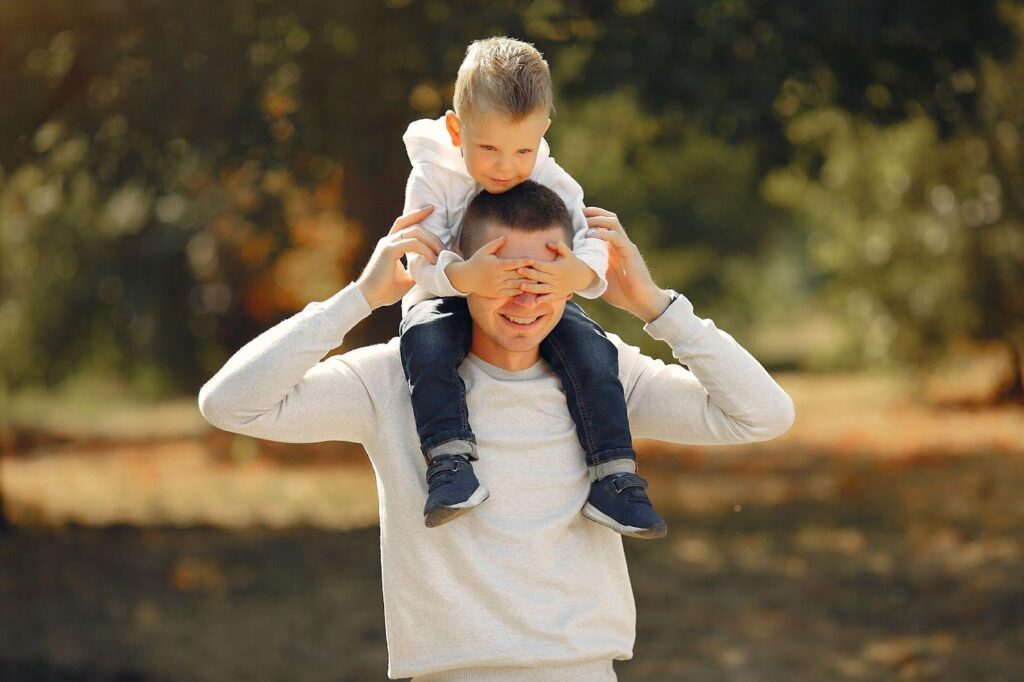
left=1, top=373, right=1023, bottom=680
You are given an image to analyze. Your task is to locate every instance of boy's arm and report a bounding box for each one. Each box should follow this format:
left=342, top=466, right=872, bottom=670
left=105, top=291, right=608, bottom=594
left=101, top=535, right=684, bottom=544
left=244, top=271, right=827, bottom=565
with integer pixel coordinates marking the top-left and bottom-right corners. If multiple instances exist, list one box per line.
left=536, top=158, right=609, bottom=299
left=404, top=165, right=468, bottom=297
left=405, top=164, right=535, bottom=298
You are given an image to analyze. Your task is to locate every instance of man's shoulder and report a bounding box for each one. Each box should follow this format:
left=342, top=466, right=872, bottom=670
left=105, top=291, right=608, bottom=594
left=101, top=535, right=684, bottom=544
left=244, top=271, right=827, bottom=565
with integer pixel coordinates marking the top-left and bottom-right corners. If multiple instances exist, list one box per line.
left=606, top=331, right=636, bottom=355
left=327, top=338, right=403, bottom=379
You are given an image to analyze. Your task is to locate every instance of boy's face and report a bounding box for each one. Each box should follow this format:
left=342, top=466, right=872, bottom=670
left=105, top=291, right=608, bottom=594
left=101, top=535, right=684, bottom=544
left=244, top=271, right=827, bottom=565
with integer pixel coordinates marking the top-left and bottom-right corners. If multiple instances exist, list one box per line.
left=446, top=109, right=551, bottom=194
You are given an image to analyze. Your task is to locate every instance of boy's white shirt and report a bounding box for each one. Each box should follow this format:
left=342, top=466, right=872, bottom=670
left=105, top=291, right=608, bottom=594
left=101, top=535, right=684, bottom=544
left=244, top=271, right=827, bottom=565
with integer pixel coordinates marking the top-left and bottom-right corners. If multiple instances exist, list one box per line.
left=401, top=116, right=609, bottom=316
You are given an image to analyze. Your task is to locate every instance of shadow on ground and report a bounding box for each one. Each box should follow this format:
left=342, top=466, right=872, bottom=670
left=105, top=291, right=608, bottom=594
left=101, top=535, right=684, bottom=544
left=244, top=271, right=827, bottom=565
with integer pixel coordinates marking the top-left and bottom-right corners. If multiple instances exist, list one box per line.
left=2, top=452, right=1024, bottom=681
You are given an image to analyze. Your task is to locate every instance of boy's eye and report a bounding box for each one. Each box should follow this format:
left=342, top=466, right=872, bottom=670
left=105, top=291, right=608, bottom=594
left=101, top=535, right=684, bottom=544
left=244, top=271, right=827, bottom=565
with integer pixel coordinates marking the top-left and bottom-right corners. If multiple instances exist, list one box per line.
left=481, top=145, right=496, bottom=151
left=517, top=149, right=533, bottom=154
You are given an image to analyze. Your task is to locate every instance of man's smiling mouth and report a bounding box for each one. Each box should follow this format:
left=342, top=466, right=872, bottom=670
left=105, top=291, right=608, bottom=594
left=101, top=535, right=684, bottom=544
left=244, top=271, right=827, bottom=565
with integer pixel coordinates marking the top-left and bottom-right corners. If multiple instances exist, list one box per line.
left=500, top=313, right=541, bottom=326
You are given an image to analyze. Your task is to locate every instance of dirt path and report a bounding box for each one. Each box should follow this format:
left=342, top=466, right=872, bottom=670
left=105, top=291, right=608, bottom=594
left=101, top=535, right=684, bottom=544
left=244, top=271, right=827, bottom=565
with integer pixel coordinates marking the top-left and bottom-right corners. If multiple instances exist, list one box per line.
left=3, top=451, right=1024, bottom=680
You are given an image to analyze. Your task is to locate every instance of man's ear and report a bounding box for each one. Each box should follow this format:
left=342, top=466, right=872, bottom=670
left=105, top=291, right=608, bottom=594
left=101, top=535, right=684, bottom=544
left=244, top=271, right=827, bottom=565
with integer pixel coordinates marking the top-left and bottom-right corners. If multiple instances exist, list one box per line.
left=445, top=111, right=462, bottom=148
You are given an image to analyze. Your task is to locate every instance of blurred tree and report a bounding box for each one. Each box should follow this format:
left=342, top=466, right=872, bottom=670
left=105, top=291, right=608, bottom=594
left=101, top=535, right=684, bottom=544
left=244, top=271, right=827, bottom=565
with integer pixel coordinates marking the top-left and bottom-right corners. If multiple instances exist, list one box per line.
left=547, top=89, right=801, bottom=362
left=557, top=0, right=1013, bottom=159
left=537, top=0, right=1014, bottom=368
left=0, top=0, right=1017, bottom=401
left=0, top=1, right=546, bottom=395
left=762, top=4, right=1024, bottom=401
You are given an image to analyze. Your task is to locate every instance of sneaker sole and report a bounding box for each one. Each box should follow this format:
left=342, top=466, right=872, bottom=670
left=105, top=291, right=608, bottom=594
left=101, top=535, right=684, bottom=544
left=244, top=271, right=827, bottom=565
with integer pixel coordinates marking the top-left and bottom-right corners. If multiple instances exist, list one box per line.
left=424, top=485, right=490, bottom=528
left=581, top=503, right=668, bottom=540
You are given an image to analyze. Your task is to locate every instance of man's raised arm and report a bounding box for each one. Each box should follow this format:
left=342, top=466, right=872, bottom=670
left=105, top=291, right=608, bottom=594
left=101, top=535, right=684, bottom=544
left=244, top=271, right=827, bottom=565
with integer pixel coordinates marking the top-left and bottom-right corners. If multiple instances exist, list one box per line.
left=197, top=207, right=442, bottom=444
left=586, top=207, right=795, bottom=445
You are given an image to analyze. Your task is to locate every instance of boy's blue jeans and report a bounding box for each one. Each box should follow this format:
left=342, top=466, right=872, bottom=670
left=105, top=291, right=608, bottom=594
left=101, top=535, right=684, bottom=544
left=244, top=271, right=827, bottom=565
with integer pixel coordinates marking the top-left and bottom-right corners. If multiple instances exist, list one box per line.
left=399, top=296, right=636, bottom=469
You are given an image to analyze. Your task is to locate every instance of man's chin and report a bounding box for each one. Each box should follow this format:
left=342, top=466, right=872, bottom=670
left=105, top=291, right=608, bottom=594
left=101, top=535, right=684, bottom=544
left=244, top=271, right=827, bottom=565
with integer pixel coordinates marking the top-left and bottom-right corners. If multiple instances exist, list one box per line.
left=494, top=337, right=540, bottom=354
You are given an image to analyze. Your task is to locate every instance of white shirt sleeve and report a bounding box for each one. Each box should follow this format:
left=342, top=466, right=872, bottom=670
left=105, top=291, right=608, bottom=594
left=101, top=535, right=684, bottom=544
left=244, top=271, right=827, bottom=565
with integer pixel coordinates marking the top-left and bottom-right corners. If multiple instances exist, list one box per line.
left=619, top=294, right=795, bottom=444
left=197, top=284, right=381, bottom=444
left=404, top=164, right=468, bottom=298
left=535, top=158, right=609, bottom=299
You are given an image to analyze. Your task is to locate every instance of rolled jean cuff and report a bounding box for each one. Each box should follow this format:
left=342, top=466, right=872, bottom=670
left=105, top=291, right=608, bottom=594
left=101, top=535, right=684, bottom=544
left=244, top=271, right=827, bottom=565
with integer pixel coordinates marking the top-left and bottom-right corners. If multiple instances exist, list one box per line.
left=424, top=437, right=477, bottom=462
left=588, top=457, right=638, bottom=482
left=584, top=447, right=636, bottom=468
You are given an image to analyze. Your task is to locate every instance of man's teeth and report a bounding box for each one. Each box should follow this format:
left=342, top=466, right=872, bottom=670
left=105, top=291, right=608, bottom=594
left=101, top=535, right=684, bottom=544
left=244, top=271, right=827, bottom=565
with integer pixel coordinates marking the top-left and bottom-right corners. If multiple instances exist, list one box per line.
left=503, top=314, right=538, bottom=325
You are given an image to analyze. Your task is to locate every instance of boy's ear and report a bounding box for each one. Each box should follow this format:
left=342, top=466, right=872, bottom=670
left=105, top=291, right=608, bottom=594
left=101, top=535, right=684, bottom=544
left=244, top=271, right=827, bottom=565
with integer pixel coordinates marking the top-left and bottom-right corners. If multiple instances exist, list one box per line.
left=544, top=118, right=551, bottom=136
left=445, top=111, right=462, bottom=147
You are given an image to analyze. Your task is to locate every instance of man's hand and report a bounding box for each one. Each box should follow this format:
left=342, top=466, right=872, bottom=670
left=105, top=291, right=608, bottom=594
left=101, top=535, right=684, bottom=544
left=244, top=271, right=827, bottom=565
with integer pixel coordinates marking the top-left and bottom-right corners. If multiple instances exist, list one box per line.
left=446, top=235, right=535, bottom=297
left=356, top=206, right=443, bottom=309
left=515, top=241, right=597, bottom=302
left=584, top=207, right=673, bottom=323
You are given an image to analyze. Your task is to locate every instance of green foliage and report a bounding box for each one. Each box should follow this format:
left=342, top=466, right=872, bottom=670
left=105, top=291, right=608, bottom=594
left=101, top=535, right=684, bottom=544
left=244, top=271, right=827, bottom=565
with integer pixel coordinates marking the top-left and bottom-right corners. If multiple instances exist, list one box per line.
left=0, top=0, right=1018, bottom=396
left=763, top=8, right=1024, bottom=368
left=549, top=89, right=799, bottom=361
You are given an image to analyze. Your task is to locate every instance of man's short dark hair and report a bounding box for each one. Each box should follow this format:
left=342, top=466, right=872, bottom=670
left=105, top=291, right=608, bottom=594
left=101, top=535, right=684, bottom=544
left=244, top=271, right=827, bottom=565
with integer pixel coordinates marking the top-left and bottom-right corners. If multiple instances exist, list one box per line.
left=458, top=180, right=575, bottom=256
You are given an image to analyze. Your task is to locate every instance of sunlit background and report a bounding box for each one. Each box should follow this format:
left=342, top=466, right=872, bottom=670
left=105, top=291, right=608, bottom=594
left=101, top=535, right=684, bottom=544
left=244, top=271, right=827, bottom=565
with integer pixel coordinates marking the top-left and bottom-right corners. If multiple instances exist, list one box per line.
left=2, top=1, right=1023, bottom=680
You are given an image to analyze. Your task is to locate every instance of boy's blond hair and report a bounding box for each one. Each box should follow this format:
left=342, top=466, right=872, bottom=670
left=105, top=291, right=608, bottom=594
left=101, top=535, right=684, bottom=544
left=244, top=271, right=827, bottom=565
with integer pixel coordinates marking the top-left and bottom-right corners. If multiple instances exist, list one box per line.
left=453, top=37, right=554, bottom=121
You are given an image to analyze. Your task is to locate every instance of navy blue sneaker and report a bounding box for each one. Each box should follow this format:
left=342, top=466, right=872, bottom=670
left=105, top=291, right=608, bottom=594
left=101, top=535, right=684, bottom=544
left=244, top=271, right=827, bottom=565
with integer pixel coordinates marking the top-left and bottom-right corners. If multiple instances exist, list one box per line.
left=582, top=473, right=667, bottom=539
left=423, top=455, right=490, bottom=528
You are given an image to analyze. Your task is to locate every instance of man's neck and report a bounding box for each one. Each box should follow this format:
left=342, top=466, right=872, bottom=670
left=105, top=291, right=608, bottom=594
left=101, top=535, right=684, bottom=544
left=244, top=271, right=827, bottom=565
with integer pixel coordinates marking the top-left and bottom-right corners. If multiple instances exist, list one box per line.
left=468, top=351, right=542, bottom=373
left=468, top=338, right=541, bottom=372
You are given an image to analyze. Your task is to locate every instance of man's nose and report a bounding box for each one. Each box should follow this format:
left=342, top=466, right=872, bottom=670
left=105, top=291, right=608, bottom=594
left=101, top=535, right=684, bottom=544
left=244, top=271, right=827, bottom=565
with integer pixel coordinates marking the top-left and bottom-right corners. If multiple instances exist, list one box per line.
left=512, top=291, right=540, bottom=307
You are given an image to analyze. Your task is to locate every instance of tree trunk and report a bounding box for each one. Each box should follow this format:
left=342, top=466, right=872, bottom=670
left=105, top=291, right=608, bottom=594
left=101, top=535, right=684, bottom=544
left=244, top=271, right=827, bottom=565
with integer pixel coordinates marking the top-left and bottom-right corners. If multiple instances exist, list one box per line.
left=0, top=423, right=11, bottom=533
left=994, top=340, right=1024, bottom=405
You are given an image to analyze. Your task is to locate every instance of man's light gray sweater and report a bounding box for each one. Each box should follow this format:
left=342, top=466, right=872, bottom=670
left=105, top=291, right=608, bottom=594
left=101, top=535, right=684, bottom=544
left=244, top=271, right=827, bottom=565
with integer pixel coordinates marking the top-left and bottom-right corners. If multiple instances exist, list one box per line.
left=197, top=284, right=794, bottom=680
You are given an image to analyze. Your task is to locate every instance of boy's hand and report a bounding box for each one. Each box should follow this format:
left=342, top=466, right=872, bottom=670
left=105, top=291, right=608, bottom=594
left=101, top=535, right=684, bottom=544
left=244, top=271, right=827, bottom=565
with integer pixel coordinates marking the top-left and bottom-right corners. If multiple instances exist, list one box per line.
left=446, top=235, right=535, bottom=297
left=515, top=241, right=597, bottom=302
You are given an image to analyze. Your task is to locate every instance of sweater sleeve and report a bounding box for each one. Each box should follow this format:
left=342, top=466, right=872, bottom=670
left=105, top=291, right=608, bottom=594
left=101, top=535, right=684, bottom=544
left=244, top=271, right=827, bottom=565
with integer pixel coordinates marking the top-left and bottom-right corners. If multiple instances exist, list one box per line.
left=620, top=294, right=795, bottom=444
left=197, top=284, right=380, bottom=445
left=405, top=164, right=467, bottom=298
left=535, top=158, right=609, bottom=299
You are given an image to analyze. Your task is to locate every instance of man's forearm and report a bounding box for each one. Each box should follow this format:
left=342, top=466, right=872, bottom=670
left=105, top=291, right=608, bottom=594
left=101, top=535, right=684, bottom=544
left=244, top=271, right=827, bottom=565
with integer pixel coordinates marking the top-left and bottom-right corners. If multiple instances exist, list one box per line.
left=629, top=285, right=674, bottom=324
left=628, top=292, right=795, bottom=444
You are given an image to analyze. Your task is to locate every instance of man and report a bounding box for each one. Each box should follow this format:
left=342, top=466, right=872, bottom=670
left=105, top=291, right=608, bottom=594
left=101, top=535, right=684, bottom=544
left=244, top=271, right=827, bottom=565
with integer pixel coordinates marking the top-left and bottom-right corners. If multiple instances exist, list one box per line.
left=198, top=181, right=794, bottom=681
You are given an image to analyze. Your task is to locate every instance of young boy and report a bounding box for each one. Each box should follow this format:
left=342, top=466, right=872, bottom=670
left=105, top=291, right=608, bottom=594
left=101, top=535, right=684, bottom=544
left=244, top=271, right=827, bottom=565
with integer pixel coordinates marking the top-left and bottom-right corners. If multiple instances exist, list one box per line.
left=399, top=37, right=666, bottom=539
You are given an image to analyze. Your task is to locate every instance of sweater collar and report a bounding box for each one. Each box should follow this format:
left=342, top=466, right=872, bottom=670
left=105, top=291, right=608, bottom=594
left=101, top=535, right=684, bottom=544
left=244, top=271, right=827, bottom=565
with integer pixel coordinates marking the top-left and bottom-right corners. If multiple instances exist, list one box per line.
left=465, top=354, right=549, bottom=381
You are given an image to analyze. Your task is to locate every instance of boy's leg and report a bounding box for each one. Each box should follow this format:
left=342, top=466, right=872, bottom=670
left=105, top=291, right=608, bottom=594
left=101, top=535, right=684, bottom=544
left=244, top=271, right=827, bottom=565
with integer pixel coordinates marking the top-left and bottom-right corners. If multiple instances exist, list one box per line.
left=400, top=297, right=476, bottom=461
left=400, top=297, right=489, bottom=527
left=540, top=302, right=666, bottom=539
left=539, top=301, right=635, bottom=475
